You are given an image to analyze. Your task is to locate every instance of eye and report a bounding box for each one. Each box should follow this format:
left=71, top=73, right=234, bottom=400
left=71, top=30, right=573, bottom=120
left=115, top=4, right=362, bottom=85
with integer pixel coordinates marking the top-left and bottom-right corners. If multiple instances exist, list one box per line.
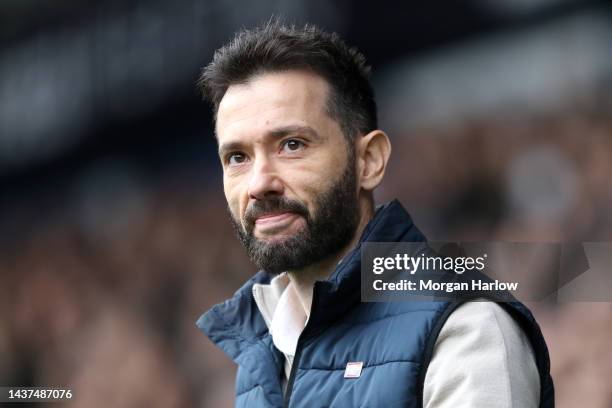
left=227, top=152, right=248, bottom=166
left=281, top=139, right=305, bottom=153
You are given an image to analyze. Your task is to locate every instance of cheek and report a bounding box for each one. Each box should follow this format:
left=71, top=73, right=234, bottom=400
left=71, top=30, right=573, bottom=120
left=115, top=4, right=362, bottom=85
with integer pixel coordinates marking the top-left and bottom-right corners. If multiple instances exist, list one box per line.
left=281, top=154, right=339, bottom=187
left=283, top=166, right=329, bottom=209
left=224, top=179, right=244, bottom=220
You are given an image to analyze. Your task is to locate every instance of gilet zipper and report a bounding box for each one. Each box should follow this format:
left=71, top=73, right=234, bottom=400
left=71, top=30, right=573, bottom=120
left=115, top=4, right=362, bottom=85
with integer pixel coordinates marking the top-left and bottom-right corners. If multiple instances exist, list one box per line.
left=283, top=289, right=321, bottom=408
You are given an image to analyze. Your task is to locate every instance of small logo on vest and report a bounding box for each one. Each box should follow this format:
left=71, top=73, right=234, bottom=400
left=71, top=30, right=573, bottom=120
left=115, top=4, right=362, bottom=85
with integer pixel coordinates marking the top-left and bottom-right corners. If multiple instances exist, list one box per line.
left=344, top=361, right=363, bottom=379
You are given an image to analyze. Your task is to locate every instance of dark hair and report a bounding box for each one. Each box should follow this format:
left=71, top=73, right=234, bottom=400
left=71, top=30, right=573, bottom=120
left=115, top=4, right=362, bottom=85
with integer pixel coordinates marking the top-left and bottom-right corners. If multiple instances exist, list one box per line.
left=197, top=19, right=377, bottom=141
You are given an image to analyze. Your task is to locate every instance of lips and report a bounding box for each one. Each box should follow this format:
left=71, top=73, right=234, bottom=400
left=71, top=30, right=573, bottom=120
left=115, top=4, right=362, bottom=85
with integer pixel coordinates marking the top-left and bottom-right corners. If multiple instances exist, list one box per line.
left=253, top=211, right=302, bottom=235
left=255, top=212, right=295, bottom=224
left=243, top=197, right=309, bottom=236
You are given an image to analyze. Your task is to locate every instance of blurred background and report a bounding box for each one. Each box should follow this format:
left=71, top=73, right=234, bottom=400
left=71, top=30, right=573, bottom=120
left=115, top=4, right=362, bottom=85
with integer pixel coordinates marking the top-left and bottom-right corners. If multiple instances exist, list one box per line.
left=1, top=0, right=611, bottom=406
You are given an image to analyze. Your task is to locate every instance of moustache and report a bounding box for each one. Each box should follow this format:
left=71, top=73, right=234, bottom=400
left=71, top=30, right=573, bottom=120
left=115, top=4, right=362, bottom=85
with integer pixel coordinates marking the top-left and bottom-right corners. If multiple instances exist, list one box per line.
left=243, top=197, right=309, bottom=231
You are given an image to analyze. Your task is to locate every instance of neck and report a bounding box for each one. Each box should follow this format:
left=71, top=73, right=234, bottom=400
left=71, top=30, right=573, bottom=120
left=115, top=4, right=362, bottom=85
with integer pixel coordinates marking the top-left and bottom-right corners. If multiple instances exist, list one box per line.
left=287, top=198, right=374, bottom=317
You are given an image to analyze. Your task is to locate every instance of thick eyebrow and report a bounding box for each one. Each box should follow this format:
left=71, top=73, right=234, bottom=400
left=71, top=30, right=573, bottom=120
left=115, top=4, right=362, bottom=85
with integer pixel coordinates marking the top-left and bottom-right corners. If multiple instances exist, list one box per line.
left=218, top=125, right=324, bottom=157
left=218, top=141, right=244, bottom=158
left=268, top=125, right=324, bottom=142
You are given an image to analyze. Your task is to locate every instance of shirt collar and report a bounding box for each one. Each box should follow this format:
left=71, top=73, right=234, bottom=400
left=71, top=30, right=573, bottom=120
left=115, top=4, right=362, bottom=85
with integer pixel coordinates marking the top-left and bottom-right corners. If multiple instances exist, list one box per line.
left=252, top=273, right=309, bottom=357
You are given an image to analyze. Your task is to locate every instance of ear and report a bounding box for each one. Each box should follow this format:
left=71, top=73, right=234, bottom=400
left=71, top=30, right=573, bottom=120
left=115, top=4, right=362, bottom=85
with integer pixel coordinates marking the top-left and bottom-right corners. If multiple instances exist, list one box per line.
left=356, top=130, right=392, bottom=191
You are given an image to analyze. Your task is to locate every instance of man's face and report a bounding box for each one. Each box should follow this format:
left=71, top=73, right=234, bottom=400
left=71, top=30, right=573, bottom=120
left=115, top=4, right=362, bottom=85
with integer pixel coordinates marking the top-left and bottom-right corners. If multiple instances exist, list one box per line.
left=216, top=70, right=360, bottom=273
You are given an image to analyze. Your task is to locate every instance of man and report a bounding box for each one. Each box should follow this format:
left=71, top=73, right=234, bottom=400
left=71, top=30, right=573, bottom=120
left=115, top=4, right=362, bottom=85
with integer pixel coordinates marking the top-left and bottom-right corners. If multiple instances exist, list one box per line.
left=196, top=21, right=554, bottom=407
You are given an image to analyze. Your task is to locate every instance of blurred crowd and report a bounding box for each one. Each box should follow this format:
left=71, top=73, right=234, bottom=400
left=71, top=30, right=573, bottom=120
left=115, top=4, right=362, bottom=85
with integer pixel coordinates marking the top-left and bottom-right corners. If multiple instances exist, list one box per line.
left=1, top=100, right=612, bottom=407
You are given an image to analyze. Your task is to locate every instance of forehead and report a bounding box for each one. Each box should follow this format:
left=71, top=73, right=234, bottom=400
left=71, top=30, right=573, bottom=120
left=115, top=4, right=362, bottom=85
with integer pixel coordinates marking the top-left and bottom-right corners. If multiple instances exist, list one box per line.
left=216, top=70, right=331, bottom=141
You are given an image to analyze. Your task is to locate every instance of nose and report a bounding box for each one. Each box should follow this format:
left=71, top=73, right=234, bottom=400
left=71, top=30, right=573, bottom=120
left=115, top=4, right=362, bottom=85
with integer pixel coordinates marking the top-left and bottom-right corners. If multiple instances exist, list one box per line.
left=247, top=155, right=284, bottom=200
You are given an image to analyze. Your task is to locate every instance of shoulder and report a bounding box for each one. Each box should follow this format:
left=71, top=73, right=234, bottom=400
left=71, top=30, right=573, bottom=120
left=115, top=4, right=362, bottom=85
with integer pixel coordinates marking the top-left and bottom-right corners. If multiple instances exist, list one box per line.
left=424, top=301, right=540, bottom=408
left=436, top=301, right=533, bottom=349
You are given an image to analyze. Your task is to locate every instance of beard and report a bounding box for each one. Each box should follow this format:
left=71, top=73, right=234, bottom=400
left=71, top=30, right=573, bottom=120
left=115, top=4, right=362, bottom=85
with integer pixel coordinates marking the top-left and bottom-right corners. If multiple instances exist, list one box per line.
left=228, top=157, right=360, bottom=274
